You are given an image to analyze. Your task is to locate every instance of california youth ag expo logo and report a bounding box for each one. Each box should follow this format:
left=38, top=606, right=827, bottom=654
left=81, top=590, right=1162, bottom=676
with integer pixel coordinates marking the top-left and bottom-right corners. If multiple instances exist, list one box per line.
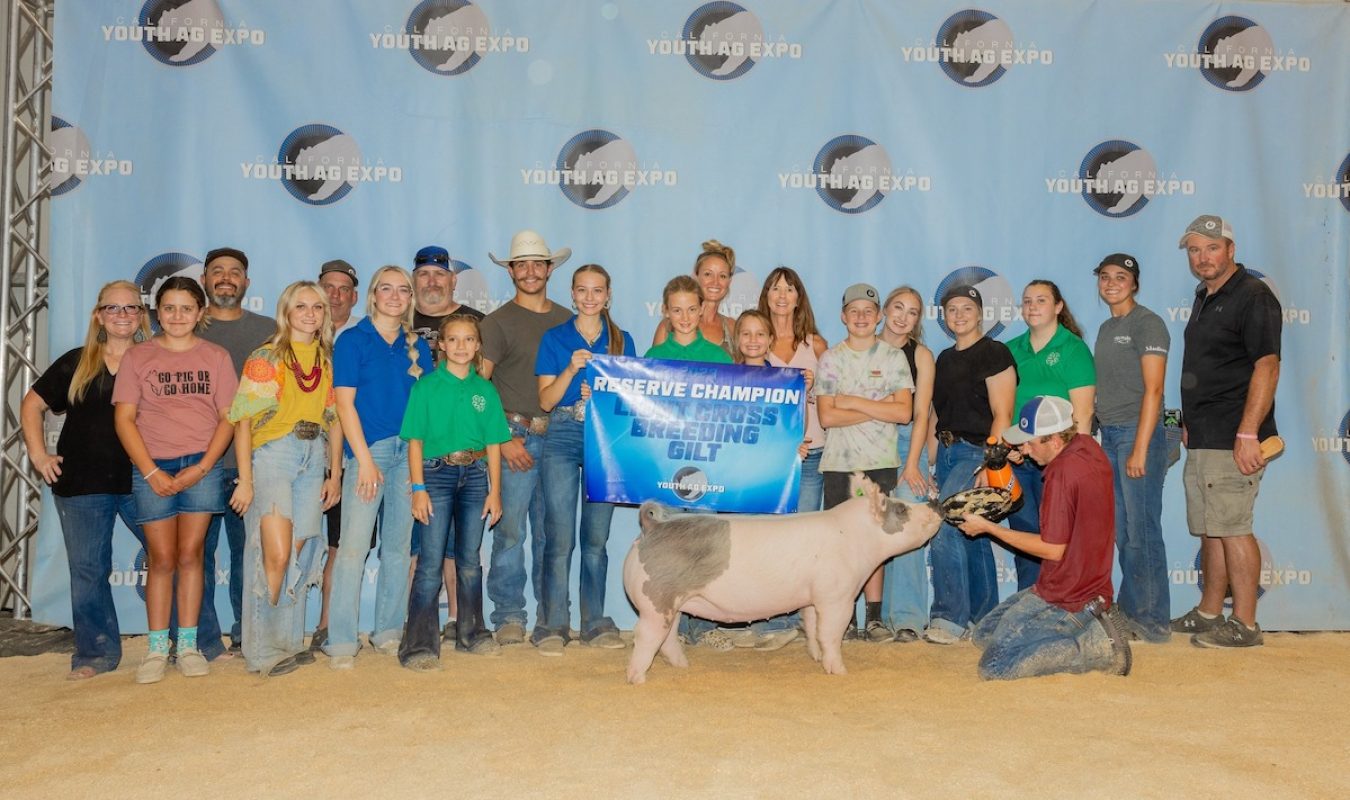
left=1303, top=153, right=1350, bottom=213
left=921, top=10, right=1051, bottom=87
left=1061, top=140, right=1193, bottom=218
left=806, top=136, right=902, bottom=214
left=1163, top=17, right=1310, bottom=92
left=533, top=129, right=675, bottom=210
left=247, top=124, right=401, bottom=206
left=109, top=0, right=265, bottom=67
left=374, top=0, right=526, bottom=76
left=933, top=266, right=1016, bottom=340
left=49, top=117, right=133, bottom=196
left=645, top=2, right=801, bottom=80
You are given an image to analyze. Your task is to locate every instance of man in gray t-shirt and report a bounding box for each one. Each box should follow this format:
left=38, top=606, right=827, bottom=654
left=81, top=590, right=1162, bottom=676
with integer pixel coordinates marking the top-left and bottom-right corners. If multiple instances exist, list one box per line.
left=198, top=246, right=276, bottom=651
left=479, top=230, right=573, bottom=650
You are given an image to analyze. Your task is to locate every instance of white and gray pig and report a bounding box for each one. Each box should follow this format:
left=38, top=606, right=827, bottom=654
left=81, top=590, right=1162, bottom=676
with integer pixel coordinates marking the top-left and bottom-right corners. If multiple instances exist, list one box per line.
left=622, top=473, right=941, bottom=683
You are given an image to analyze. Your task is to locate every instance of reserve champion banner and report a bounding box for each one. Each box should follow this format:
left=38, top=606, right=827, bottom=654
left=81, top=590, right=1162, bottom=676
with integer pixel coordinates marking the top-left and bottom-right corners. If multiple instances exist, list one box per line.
left=33, top=1, right=1350, bottom=632
left=584, top=356, right=805, bottom=513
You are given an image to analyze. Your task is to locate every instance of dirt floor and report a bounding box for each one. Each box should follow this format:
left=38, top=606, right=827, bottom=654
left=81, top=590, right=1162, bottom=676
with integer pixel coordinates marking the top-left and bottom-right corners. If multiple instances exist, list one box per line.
left=2, top=631, right=1347, bottom=799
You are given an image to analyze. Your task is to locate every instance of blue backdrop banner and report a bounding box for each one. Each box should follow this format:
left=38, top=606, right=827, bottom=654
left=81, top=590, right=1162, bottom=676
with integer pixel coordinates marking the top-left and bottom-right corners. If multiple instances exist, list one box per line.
left=34, top=0, right=1350, bottom=632
left=585, top=355, right=804, bottom=513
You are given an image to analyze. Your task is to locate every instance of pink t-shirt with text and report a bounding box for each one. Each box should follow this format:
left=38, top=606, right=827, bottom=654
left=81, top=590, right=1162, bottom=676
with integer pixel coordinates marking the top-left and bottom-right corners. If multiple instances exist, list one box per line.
left=112, top=338, right=238, bottom=459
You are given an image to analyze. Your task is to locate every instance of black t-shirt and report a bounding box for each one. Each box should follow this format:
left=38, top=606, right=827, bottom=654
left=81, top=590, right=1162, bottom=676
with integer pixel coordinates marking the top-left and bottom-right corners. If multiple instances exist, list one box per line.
left=1181, top=265, right=1282, bottom=449
left=412, top=305, right=486, bottom=347
left=31, top=347, right=132, bottom=497
left=932, top=336, right=1016, bottom=438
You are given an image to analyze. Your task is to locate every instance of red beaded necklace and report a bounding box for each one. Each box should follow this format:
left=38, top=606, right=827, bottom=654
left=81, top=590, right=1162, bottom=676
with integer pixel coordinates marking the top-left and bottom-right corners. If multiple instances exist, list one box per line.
left=289, top=351, right=322, bottom=393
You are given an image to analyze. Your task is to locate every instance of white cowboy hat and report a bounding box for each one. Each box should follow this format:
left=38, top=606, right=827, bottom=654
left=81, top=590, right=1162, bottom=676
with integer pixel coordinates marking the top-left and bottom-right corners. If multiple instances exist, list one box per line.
left=488, top=230, right=572, bottom=269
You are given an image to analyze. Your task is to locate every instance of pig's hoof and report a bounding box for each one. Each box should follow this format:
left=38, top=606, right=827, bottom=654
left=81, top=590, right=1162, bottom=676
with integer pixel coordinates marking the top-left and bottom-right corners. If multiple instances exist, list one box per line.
left=807, top=642, right=822, bottom=662
left=627, top=669, right=648, bottom=685
left=822, top=658, right=847, bottom=675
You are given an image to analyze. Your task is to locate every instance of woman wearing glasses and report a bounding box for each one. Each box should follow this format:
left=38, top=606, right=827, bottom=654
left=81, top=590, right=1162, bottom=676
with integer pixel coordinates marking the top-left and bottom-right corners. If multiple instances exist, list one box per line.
left=21, top=282, right=150, bottom=679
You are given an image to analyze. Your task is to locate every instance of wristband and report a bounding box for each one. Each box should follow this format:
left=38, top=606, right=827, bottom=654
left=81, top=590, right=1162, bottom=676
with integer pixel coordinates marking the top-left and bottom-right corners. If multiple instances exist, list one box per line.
left=1235, top=433, right=1258, bottom=441
left=143, top=467, right=161, bottom=480
left=411, top=483, right=427, bottom=492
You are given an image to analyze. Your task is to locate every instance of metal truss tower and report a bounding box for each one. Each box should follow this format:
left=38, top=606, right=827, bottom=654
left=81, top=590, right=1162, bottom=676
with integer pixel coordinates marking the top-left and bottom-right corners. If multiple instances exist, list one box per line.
left=0, top=0, right=53, bottom=618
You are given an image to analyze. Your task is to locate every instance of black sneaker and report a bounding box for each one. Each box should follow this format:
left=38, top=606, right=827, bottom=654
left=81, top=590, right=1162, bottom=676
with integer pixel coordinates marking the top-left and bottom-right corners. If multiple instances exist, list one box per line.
left=864, top=620, right=893, bottom=643
left=1170, top=606, right=1224, bottom=634
left=308, top=627, right=327, bottom=652
left=293, top=649, right=316, bottom=666
left=441, top=619, right=458, bottom=643
left=1192, top=617, right=1264, bottom=649
left=1086, top=597, right=1132, bottom=676
left=265, top=656, right=300, bottom=678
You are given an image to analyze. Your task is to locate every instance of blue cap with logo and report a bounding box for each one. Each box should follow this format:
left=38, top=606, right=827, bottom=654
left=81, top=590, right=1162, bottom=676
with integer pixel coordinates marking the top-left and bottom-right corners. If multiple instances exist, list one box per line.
left=414, top=245, right=451, bottom=270
left=1003, top=395, right=1075, bottom=445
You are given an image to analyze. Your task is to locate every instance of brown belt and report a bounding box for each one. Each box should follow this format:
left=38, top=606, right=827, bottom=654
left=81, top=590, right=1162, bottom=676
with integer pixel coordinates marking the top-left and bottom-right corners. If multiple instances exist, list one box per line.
left=426, top=449, right=486, bottom=467
left=506, top=412, right=549, bottom=436
left=937, top=430, right=986, bottom=447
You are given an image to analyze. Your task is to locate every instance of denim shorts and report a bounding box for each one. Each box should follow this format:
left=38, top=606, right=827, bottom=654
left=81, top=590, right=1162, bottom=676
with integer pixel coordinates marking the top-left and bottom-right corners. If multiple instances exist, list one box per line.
left=131, top=452, right=226, bottom=524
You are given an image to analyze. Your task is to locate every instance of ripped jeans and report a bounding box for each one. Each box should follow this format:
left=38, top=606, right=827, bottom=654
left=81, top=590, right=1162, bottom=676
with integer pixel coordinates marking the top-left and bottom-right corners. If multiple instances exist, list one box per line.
left=241, top=433, right=327, bottom=674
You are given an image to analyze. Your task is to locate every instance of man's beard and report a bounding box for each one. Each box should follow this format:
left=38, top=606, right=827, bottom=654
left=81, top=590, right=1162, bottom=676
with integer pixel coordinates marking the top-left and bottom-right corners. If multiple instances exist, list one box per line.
left=208, top=291, right=241, bottom=310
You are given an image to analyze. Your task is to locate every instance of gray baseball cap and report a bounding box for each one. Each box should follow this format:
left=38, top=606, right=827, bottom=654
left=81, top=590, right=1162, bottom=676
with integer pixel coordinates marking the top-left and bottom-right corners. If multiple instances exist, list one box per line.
left=841, top=283, right=880, bottom=309
left=1178, top=215, right=1234, bottom=248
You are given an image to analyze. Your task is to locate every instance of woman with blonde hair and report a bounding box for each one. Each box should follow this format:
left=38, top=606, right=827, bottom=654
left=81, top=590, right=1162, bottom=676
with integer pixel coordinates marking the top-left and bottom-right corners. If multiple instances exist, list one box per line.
left=325, top=266, right=433, bottom=669
left=651, top=239, right=738, bottom=354
left=113, top=277, right=238, bottom=683
left=227, top=281, right=343, bottom=676
left=878, top=286, right=937, bottom=642
left=22, top=281, right=150, bottom=679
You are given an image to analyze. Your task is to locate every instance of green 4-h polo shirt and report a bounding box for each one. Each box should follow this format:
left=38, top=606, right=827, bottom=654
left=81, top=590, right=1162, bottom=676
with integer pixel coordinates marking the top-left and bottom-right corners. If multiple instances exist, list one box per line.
left=400, top=364, right=511, bottom=459
left=1007, top=323, right=1096, bottom=414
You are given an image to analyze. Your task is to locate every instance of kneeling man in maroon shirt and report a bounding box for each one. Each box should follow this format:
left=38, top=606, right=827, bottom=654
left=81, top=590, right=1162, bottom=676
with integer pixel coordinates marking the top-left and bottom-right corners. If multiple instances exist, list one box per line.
left=959, top=395, right=1132, bottom=680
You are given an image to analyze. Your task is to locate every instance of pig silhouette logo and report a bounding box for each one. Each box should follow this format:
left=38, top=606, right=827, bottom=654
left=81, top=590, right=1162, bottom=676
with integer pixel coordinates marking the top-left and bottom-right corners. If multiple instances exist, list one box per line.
left=134, top=252, right=204, bottom=331
left=1079, top=140, right=1158, bottom=218
left=933, top=266, right=1016, bottom=340
left=682, top=2, right=764, bottom=81
left=406, top=0, right=492, bottom=76
left=935, top=10, right=1015, bottom=87
left=813, top=135, right=893, bottom=214
left=556, top=130, right=639, bottom=209
left=1340, top=410, right=1350, bottom=468
left=277, top=124, right=362, bottom=206
left=671, top=466, right=710, bottom=502
left=138, top=0, right=226, bottom=66
left=1198, top=17, right=1273, bottom=91
left=49, top=117, right=89, bottom=197
left=450, top=259, right=493, bottom=315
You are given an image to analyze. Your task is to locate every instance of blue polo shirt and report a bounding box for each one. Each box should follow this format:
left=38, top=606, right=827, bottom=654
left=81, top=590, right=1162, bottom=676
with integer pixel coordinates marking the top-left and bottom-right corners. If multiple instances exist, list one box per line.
left=334, top=316, right=434, bottom=457
left=535, top=315, right=637, bottom=407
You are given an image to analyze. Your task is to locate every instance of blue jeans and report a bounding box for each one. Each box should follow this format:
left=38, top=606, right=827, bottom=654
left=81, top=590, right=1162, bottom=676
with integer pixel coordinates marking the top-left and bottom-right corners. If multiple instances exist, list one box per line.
left=53, top=492, right=139, bottom=673
left=204, top=467, right=246, bottom=643
left=1101, top=421, right=1170, bottom=641
left=928, top=440, right=998, bottom=636
left=537, top=412, right=619, bottom=642
left=241, top=434, right=326, bottom=673
left=490, top=423, right=546, bottom=628
left=798, top=447, right=824, bottom=513
left=401, top=458, right=490, bottom=662
left=972, top=589, right=1114, bottom=680
left=325, top=436, right=414, bottom=657
left=883, top=426, right=929, bottom=634
left=1002, top=460, right=1045, bottom=590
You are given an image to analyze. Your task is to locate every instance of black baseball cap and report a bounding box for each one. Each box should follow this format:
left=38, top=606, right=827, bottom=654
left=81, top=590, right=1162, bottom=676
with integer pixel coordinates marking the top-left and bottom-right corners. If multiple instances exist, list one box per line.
left=319, top=259, right=359, bottom=287
left=203, top=247, right=249, bottom=271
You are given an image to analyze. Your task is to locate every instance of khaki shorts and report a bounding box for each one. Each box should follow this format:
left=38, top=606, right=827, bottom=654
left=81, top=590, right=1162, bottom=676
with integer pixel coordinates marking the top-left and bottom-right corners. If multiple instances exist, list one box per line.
left=1183, top=449, right=1265, bottom=537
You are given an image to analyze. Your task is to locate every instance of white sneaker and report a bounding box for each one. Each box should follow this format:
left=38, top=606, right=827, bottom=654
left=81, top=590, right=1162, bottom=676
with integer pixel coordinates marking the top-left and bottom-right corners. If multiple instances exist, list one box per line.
left=753, top=629, right=800, bottom=652
left=136, top=652, right=169, bottom=684
left=329, top=655, right=355, bottom=670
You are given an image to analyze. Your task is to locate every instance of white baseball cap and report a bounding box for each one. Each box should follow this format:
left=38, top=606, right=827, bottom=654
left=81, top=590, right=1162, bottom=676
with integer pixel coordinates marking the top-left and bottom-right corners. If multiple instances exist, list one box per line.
left=1004, top=396, right=1075, bottom=445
